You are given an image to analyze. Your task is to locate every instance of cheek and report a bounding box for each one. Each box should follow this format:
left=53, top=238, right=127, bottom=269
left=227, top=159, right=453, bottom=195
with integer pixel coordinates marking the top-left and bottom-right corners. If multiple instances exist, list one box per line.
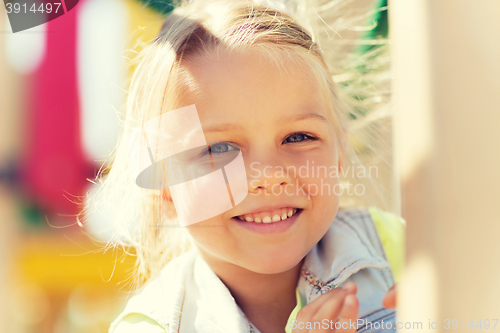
left=292, top=151, right=340, bottom=193
left=185, top=216, right=246, bottom=265
left=293, top=151, right=340, bottom=224
left=186, top=218, right=229, bottom=252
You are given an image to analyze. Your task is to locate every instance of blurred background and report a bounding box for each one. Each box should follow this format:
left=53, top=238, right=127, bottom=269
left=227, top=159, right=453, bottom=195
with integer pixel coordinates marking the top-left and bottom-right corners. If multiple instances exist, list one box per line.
left=0, top=1, right=172, bottom=332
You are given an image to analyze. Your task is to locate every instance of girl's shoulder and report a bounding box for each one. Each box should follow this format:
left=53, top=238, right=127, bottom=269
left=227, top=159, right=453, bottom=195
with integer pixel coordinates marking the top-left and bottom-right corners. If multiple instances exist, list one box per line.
left=337, top=206, right=406, bottom=282
left=109, top=250, right=198, bottom=333
left=367, top=206, right=406, bottom=282
left=297, top=206, right=402, bottom=325
left=109, top=314, right=166, bottom=333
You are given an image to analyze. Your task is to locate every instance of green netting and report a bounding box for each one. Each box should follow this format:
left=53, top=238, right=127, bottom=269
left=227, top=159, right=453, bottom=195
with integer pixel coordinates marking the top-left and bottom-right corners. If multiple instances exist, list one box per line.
left=136, top=0, right=177, bottom=15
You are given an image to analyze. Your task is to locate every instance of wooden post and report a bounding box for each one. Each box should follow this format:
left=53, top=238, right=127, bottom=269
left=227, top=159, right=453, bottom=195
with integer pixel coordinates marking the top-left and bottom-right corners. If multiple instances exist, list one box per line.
left=391, top=0, right=500, bottom=331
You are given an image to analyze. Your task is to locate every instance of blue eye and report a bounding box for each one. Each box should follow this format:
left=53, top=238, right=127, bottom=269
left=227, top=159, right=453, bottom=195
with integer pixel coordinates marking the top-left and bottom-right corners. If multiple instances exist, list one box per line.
left=284, top=133, right=317, bottom=144
left=201, top=142, right=239, bottom=156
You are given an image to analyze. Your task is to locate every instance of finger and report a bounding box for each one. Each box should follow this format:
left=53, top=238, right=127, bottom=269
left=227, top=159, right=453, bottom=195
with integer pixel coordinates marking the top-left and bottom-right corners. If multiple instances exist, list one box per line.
left=382, top=284, right=397, bottom=309
left=341, top=282, right=357, bottom=296
left=294, top=288, right=348, bottom=333
left=296, top=288, right=347, bottom=321
left=335, top=295, right=359, bottom=333
left=308, top=290, right=350, bottom=332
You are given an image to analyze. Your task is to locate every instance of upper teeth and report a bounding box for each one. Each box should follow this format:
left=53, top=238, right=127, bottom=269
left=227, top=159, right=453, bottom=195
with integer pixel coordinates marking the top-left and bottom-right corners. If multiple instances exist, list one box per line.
left=236, top=208, right=298, bottom=223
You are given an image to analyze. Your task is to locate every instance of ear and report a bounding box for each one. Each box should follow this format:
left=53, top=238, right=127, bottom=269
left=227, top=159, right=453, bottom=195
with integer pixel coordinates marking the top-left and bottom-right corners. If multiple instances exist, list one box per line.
left=161, top=188, right=178, bottom=219
left=161, top=187, right=173, bottom=201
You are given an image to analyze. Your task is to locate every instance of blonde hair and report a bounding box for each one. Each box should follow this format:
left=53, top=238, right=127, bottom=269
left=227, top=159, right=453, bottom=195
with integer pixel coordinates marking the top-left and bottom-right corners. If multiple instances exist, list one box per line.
left=84, top=0, right=392, bottom=289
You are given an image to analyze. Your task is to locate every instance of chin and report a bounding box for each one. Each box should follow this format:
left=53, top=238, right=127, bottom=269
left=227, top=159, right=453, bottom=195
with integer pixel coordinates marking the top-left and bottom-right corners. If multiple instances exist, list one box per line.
left=241, top=249, right=305, bottom=275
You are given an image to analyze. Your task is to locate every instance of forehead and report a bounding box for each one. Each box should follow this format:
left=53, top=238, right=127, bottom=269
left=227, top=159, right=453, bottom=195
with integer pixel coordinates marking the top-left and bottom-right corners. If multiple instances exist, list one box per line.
left=176, top=48, right=331, bottom=124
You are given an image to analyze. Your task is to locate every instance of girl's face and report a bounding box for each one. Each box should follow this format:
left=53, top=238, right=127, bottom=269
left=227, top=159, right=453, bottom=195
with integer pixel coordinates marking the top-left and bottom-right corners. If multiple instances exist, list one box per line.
left=177, top=49, right=341, bottom=274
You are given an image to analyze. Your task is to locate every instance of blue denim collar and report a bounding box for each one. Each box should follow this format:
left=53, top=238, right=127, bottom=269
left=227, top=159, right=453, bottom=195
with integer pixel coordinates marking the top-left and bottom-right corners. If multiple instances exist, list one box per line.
left=299, top=208, right=391, bottom=299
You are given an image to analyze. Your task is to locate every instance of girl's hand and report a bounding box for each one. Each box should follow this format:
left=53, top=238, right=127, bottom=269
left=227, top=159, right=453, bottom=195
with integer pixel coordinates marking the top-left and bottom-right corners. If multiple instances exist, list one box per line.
left=382, top=283, right=397, bottom=309
left=292, top=282, right=359, bottom=333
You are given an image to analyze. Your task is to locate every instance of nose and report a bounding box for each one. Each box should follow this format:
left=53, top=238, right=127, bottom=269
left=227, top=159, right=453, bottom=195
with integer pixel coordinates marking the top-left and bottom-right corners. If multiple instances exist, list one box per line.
left=246, top=151, right=294, bottom=194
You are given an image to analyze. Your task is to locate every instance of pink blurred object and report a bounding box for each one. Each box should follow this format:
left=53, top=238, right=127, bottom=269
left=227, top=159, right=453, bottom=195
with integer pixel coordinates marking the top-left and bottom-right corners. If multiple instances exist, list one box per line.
left=20, top=1, right=93, bottom=218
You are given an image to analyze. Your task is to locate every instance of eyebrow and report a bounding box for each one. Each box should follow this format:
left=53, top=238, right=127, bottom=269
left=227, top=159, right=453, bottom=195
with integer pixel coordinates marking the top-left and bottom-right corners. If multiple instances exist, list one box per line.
left=278, top=112, right=327, bottom=124
left=203, top=123, right=244, bottom=133
left=203, top=111, right=327, bottom=133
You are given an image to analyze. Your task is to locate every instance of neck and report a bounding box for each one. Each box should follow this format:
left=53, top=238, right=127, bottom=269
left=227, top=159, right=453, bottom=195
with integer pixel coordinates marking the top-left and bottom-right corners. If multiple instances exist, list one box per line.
left=201, top=253, right=304, bottom=333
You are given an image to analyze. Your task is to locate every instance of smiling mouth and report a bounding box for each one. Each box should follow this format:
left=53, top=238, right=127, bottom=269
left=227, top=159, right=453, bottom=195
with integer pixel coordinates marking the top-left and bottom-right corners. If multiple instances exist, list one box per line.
left=234, top=208, right=302, bottom=223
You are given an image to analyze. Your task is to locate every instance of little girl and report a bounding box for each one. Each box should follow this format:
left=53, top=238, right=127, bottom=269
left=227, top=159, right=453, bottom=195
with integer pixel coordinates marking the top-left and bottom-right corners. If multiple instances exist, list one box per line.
left=92, top=0, right=404, bottom=332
